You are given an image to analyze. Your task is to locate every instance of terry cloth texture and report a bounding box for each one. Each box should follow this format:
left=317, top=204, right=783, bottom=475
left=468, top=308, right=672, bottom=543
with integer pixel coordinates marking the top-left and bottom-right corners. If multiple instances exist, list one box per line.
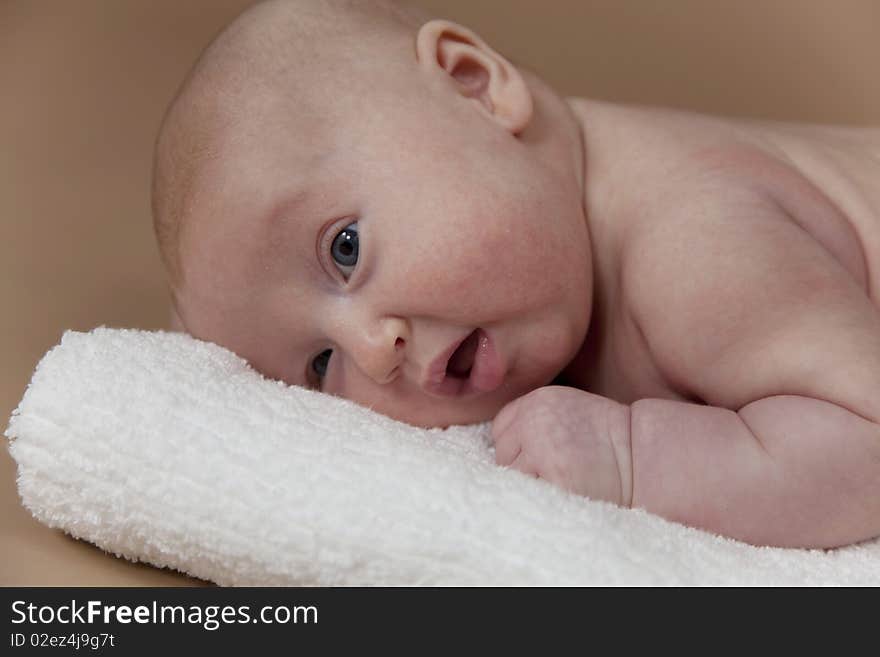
left=6, top=328, right=880, bottom=585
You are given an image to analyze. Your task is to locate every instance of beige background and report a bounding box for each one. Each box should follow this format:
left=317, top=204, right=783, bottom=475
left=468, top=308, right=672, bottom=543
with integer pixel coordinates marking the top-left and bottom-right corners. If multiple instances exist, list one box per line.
left=2, top=0, right=878, bottom=586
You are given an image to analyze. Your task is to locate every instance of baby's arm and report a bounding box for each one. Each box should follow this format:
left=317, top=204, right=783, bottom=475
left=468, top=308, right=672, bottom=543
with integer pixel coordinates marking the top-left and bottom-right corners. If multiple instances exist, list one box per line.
left=493, top=386, right=880, bottom=548
left=496, top=188, right=880, bottom=548
left=629, top=393, right=880, bottom=548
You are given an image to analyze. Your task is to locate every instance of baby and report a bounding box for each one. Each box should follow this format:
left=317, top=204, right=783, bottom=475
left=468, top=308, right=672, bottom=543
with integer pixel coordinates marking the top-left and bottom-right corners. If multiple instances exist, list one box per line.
left=152, top=0, right=880, bottom=549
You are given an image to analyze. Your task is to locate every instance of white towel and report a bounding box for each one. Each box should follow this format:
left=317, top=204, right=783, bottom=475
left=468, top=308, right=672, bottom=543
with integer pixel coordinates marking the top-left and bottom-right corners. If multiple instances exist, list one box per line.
left=5, top=327, right=880, bottom=585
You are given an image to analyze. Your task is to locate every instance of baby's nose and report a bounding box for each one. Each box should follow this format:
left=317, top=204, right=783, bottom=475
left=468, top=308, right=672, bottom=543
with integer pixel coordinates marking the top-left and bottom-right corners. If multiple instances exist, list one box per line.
left=349, top=316, right=408, bottom=385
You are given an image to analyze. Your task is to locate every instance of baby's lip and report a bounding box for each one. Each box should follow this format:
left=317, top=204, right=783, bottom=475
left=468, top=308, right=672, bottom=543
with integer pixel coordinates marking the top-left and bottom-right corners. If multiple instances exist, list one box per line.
left=420, top=328, right=505, bottom=398
left=422, top=330, right=475, bottom=392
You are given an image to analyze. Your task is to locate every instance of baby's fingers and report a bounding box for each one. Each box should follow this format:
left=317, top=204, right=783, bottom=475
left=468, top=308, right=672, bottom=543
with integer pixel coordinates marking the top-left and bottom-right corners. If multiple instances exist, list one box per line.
left=507, top=449, right=539, bottom=479
left=491, top=397, right=525, bottom=466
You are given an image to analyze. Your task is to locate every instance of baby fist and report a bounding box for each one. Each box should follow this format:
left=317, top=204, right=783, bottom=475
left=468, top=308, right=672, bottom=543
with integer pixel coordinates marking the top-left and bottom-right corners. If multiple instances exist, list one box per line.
left=491, top=386, right=633, bottom=506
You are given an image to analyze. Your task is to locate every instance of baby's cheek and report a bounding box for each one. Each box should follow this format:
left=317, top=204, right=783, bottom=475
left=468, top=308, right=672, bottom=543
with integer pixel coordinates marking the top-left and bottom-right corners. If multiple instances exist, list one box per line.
left=389, top=229, right=506, bottom=317
left=346, top=377, right=506, bottom=427
left=388, top=184, right=586, bottom=324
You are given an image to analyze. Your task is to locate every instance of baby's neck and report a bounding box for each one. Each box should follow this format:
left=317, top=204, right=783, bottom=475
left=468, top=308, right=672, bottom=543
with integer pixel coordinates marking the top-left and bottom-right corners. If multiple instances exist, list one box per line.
left=517, top=67, right=586, bottom=205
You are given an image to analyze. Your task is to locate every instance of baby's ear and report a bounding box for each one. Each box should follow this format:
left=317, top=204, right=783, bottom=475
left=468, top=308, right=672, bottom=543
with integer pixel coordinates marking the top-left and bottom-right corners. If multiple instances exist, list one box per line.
left=415, top=19, right=533, bottom=135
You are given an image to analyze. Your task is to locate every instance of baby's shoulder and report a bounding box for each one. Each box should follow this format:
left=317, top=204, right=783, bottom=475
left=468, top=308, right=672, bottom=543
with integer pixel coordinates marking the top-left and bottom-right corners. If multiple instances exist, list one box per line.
left=615, top=129, right=872, bottom=304
left=615, top=162, right=876, bottom=409
left=568, top=99, right=879, bottom=407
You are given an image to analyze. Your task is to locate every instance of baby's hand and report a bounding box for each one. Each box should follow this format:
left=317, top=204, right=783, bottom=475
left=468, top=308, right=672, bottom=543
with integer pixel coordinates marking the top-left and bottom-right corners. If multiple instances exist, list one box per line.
left=491, top=386, right=632, bottom=506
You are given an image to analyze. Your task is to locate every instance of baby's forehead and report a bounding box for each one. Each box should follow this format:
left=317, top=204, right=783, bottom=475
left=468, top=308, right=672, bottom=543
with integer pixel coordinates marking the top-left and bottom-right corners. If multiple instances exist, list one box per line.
left=169, top=0, right=428, bottom=156
left=181, top=119, right=333, bottom=254
left=158, top=0, right=426, bottom=279
left=198, top=4, right=404, bottom=99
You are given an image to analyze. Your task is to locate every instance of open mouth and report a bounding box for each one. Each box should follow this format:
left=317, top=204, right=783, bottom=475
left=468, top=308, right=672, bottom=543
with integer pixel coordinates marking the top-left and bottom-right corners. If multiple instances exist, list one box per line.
left=423, top=328, right=505, bottom=398
left=445, top=328, right=480, bottom=379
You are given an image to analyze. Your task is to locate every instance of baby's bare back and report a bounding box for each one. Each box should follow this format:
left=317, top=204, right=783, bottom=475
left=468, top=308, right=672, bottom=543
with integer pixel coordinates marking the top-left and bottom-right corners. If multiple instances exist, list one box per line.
left=749, top=117, right=880, bottom=295
left=563, top=99, right=880, bottom=406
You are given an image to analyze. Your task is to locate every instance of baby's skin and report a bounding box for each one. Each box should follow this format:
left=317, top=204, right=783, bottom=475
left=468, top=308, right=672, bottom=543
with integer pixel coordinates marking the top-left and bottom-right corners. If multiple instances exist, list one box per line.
left=154, top=0, right=880, bottom=549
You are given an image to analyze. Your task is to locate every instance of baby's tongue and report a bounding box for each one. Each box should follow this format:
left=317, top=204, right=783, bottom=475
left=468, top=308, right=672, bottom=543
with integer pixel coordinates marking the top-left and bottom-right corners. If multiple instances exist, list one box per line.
left=447, top=330, right=479, bottom=377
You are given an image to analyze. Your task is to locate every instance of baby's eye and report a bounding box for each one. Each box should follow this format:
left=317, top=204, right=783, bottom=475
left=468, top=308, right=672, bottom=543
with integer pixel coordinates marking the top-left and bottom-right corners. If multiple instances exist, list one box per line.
left=330, top=221, right=359, bottom=278
left=311, top=349, right=332, bottom=385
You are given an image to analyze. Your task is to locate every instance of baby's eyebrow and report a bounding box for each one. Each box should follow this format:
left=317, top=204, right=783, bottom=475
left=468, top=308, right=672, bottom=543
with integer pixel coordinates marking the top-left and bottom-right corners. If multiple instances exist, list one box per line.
left=247, top=188, right=318, bottom=279
left=261, top=189, right=311, bottom=238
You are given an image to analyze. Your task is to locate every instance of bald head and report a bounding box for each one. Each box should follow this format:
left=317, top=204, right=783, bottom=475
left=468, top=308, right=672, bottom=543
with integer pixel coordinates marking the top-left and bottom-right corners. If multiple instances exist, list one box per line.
left=151, top=0, right=430, bottom=290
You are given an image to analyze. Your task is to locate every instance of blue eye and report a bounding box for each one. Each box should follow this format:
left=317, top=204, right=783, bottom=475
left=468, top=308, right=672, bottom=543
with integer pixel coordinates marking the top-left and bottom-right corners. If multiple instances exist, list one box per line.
left=311, top=349, right=332, bottom=383
left=330, top=222, right=358, bottom=278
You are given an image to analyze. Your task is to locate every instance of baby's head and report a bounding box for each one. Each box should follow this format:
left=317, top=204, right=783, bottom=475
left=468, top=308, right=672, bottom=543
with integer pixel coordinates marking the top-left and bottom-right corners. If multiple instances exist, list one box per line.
left=152, top=0, right=592, bottom=427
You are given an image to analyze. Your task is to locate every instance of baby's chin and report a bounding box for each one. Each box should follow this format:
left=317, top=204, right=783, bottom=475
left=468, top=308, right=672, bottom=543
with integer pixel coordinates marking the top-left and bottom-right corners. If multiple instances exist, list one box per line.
left=364, top=399, right=500, bottom=429
left=370, top=377, right=547, bottom=429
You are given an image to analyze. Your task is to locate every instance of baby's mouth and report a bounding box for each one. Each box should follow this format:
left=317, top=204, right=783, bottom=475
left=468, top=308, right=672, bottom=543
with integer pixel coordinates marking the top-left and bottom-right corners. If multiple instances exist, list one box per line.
left=445, top=329, right=480, bottom=379
left=422, top=328, right=505, bottom=398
